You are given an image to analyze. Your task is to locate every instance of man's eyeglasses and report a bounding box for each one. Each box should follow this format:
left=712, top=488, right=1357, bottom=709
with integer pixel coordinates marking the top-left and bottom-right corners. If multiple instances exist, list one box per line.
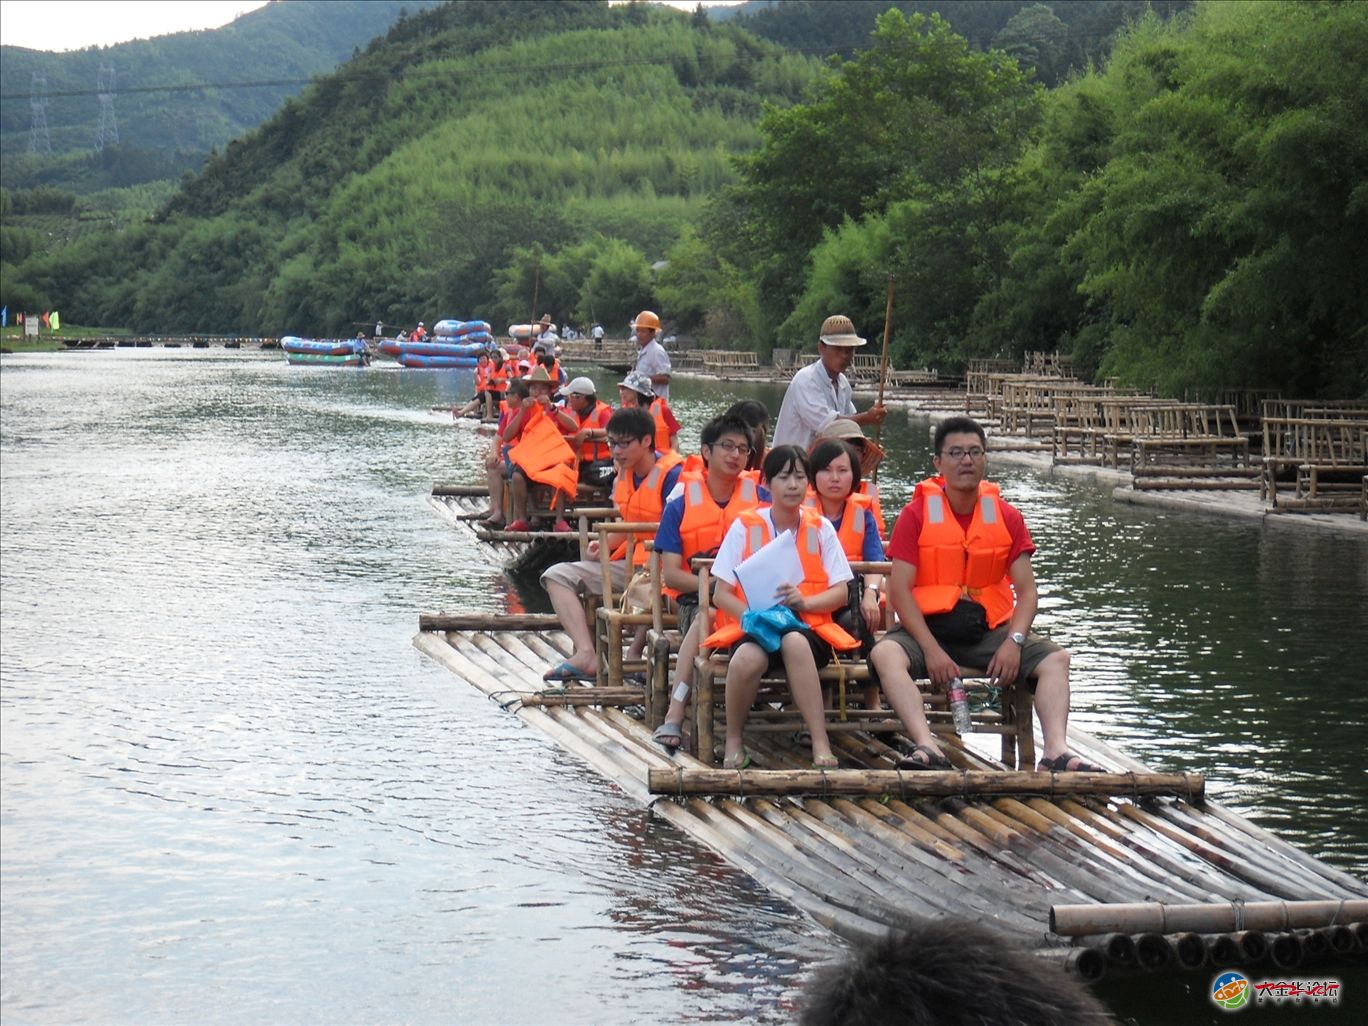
left=710, top=440, right=752, bottom=455
left=941, top=446, right=986, bottom=461
left=607, top=437, right=638, bottom=451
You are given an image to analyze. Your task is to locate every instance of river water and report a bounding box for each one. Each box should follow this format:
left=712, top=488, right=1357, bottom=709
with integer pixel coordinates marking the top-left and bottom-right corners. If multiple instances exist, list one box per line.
left=2, top=348, right=1364, bottom=1025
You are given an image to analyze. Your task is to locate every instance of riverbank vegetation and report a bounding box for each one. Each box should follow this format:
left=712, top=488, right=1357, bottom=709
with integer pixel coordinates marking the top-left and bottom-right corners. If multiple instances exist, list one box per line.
left=1, top=0, right=1362, bottom=397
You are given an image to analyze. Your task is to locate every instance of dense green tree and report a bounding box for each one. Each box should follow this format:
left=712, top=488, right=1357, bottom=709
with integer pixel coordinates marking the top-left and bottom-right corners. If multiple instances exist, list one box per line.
left=720, top=10, right=1042, bottom=343
left=979, top=1, right=1368, bottom=397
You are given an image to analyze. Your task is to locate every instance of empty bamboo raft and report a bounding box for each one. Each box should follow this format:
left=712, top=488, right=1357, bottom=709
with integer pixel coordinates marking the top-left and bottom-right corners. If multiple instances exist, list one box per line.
left=415, top=618, right=1368, bottom=981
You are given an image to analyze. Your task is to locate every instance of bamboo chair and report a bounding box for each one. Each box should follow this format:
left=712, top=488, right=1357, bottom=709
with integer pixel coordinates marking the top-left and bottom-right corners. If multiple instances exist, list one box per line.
left=687, top=563, right=1035, bottom=769
left=591, top=521, right=665, bottom=688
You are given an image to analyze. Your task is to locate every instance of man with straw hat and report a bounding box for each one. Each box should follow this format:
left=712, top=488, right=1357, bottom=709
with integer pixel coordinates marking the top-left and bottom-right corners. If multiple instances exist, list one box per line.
left=772, top=314, right=887, bottom=450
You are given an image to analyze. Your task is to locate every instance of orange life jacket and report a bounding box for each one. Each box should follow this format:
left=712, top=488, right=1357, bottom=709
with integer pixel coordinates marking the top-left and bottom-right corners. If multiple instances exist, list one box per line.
left=666, top=470, right=763, bottom=598
left=508, top=404, right=578, bottom=499
left=572, top=400, right=612, bottom=463
left=860, top=481, right=886, bottom=539
left=487, top=363, right=509, bottom=394
left=648, top=397, right=675, bottom=454
left=804, top=491, right=876, bottom=562
left=475, top=362, right=491, bottom=391
left=610, top=451, right=684, bottom=564
left=702, top=507, right=860, bottom=651
left=911, top=477, right=1016, bottom=628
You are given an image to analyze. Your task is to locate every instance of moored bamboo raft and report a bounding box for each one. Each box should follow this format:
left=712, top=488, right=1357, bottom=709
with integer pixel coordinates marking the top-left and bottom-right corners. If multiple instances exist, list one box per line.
left=414, top=618, right=1368, bottom=980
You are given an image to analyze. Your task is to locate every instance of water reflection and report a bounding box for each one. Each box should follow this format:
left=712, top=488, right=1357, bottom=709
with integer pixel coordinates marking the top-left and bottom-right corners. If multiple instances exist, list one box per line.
left=1, top=351, right=1363, bottom=1026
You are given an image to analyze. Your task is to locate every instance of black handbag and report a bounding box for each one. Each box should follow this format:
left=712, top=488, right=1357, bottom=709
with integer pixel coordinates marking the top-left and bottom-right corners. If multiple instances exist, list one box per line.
left=923, top=598, right=989, bottom=644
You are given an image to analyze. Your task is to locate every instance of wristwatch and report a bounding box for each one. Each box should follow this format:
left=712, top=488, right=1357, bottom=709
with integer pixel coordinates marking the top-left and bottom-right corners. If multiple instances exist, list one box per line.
left=1009, top=631, right=1027, bottom=646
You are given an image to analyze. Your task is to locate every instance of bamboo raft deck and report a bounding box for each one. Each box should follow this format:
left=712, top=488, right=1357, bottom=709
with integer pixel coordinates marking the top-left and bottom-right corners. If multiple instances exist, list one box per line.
left=415, top=617, right=1368, bottom=981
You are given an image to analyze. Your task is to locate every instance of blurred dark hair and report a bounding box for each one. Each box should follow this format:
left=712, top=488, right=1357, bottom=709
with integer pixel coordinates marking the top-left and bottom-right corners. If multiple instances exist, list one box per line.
left=800, top=919, right=1114, bottom=1026
left=724, top=399, right=771, bottom=470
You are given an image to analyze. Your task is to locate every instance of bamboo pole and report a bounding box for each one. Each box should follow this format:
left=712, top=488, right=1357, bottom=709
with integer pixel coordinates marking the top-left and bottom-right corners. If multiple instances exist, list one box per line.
left=872, top=273, right=894, bottom=466
left=418, top=613, right=563, bottom=632
left=647, top=767, right=1204, bottom=799
left=1050, top=899, right=1368, bottom=937
left=431, top=483, right=492, bottom=496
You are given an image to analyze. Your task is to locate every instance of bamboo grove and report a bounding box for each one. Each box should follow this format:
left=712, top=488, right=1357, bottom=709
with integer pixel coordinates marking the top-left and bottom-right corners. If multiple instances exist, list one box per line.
left=2, top=0, right=1364, bottom=398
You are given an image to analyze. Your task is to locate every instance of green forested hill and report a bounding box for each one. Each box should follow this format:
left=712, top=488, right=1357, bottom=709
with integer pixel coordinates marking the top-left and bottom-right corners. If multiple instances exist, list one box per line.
left=7, top=0, right=817, bottom=334
left=0, top=0, right=442, bottom=193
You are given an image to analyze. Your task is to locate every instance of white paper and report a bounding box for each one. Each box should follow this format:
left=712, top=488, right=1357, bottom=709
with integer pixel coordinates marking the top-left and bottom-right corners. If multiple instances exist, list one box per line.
left=732, top=530, right=804, bottom=610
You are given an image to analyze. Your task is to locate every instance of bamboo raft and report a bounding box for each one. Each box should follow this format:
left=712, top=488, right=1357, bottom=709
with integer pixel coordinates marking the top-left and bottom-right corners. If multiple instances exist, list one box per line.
left=415, top=617, right=1368, bottom=981
left=427, top=483, right=578, bottom=572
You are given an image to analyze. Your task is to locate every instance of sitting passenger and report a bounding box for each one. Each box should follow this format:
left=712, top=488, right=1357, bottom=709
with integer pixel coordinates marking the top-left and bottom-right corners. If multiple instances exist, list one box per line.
left=723, top=398, right=771, bottom=472
left=482, top=377, right=529, bottom=527
left=617, top=371, right=679, bottom=455
left=500, top=366, right=575, bottom=533
left=808, top=440, right=886, bottom=708
left=538, top=408, right=683, bottom=682
left=869, top=416, right=1102, bottom=773
left=650, top=414, right=768, bottom=751
left=553, top=377, right=615, bottom=490
left=703, top=445, right=860, bottom=769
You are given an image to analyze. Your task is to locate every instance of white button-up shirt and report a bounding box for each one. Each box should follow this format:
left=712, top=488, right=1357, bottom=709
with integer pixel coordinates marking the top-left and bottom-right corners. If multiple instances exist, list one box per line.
left=772, top=359, right=856, bottom=449
left=634, top=339, right=671, bottom=400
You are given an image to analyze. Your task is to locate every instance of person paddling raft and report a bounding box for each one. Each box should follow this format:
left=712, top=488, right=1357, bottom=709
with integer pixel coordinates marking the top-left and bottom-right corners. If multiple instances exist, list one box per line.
left=772, top=314, right=887, bottom=450
left=869, top=415, right=1106, bottom=773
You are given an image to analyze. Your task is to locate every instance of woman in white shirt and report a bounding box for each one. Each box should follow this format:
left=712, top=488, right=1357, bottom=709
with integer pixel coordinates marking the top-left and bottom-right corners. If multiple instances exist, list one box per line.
left=702, top=445, right=860, bottom=769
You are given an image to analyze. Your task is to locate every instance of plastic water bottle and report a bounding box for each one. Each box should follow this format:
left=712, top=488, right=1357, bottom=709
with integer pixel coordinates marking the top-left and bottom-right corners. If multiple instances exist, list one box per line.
left=948, top=677, right=972, bottom=736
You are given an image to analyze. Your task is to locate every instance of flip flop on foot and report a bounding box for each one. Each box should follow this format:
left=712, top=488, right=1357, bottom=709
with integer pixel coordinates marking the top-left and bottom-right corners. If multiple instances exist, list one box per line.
left=1036, top=752, right=1106, bottom=773
left=542, top=661, right=594, bottom=683
left=652, top=721, right=683, bottom=752
left=896, top=744, right=951, bottom=771
left=812, top=754, right=839, bottom=770
left=722, top=747, right=752, bottom=770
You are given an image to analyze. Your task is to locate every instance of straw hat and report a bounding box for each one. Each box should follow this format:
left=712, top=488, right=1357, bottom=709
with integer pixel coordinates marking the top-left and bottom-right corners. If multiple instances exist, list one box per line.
left=819, top=314, right=866, bottom=347
left=525, top=365, right=553, bottom=383
left=538, top=314, right=553, bottom=327
left=818, top=418, right=868, bottom=444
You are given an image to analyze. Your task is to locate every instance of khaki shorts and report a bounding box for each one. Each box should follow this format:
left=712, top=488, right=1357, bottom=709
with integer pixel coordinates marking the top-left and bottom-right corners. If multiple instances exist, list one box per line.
left=540, top=558, right=628, bottom=598
left=874, top=623, right=1062, bottom=690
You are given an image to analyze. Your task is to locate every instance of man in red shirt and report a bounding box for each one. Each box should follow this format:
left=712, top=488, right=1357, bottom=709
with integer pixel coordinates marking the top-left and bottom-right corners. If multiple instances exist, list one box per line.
left=869, top=416, right=1103, bottom=773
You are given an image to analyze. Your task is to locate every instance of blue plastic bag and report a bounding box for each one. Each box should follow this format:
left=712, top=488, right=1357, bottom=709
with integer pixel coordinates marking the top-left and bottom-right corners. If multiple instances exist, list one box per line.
left=740, top=605, right=808, bottom=653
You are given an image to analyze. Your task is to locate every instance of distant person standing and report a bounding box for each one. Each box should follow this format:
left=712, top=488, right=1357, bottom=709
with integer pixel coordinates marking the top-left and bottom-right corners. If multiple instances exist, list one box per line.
left=630, top=309, right=671, bottom=401
left=532, top=314, right=559, bottom=359
left=592, top=321, right=604, bottom=353
left=374, top=321, right=384, bottom=338
left=411, top=321, right=427, bottom=342
left=772, top=314, right=886, bottom=450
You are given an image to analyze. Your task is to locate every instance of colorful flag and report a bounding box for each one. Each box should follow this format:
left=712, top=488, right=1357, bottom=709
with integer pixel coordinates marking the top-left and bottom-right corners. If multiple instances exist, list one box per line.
left=41, top=311, right=50, bottom=328
left=51, top=311, right=60, bottom=331
left=16, top=312, right=23, bottom=325
left=1, top=306, right=7, bottom=328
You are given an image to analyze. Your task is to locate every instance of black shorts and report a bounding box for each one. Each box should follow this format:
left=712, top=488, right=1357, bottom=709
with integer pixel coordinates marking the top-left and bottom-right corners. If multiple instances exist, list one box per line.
left=733, top=629, right=834, bottom=674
